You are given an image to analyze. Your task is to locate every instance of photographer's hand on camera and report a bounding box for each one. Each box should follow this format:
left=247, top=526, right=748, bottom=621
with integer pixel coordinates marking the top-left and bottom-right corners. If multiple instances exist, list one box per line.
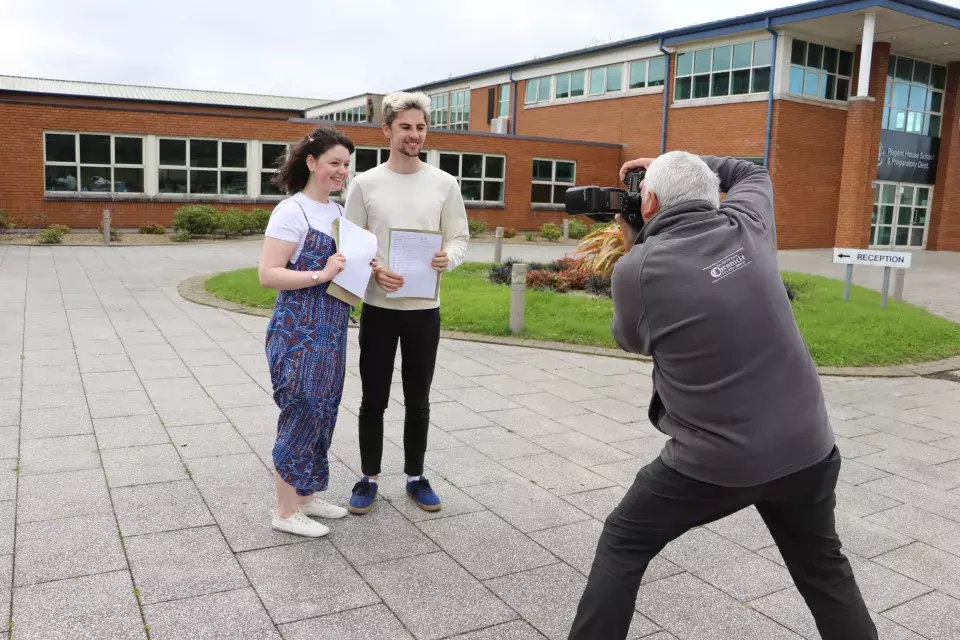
left=619, top=157, right=653, bottom=184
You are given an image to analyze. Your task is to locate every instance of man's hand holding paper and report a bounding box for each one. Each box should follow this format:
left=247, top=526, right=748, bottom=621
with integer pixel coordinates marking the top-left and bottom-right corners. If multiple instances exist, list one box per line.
left=383, top=229, right=444, bottom=299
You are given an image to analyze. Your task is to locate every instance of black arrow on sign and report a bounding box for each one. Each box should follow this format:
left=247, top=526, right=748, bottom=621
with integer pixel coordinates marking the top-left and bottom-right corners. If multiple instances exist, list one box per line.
left=838, top=253, right=850, bottom=258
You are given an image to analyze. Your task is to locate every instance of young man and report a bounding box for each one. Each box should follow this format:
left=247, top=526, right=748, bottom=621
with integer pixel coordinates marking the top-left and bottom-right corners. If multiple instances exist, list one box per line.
left=343, top=91, right=469, bottom=515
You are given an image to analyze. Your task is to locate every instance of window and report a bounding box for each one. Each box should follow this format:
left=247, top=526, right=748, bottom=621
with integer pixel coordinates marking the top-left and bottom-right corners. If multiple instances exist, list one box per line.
left=498, top=83, right=511, bottom=118
left=531, top=159, right=576, bottom=205
left=449, top=90, right=470, bottom=130
left=430, top=93, right=449, bottom=128
left=260, top=143, right=290, bottom=197
left=318, top=106, right=367, bottom=123
left=883, top=55, right=946, bottom=138
left=158, top=138, right=248, bottom=195
left=675, top=38, right=773, bottom=101
left=438, top=152, right=505, bottom=203
left=628, top=56, right=666, bottom=89
left=555, top=70, right=586, bottom=99
left=44, top=132, right=144, bottom=193
left=788, top=39, right=853, bottom=101
left=589, top=64, right=623, bottom=95
left=525, top=76, right=551, bottom=104
left=429, top=91, right=470, bottom=129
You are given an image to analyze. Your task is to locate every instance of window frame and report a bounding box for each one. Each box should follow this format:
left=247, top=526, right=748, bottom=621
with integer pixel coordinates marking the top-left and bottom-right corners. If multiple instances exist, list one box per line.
left=525, top=76, right=552, bottom=104
left=531, top=158, right=577, bottom=206
left=430, top=93, right=450, bottom=128
left=437, top=151, right=506, bottom=205
left=43, top=131, right=146, bottom=195
left=498, top=83, right=511, bottom=118
left=449, top=90, right=471, bottom=131
left=259, top=141, right=291, bottom=199
left=156, top=136, right=250, bottom=197
left=628, top=56, right=667, bottom=90
left=787, top=39, right=854, bottom=103
left=674, top=37, right=773, bottom=102
left=883, top=54, right=946, bottom=139
left=588, top=63, right=624, bottom=96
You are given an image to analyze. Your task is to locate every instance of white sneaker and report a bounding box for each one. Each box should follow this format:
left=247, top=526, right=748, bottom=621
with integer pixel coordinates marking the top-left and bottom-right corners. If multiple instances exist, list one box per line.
left=271, top=509, right=330, bottom=537
left=299, top=497, right=348, bottom=519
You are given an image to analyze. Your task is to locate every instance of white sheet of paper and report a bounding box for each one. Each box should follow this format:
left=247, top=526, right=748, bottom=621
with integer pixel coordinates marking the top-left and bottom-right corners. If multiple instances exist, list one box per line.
left=386, top=229, right=443, bottom=299
left=332, top=218, right=378, bottom=299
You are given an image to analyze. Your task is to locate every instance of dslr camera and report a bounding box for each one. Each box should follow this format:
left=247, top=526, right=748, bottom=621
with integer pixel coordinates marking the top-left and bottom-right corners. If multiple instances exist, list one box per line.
left=563, top=168, right=646, bottom=229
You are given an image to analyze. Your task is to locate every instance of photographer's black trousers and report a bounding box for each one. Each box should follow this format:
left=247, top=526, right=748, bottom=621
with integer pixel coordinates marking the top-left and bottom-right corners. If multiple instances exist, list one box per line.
left=569, top=446, right=877, bottom=640
left=357, top=303, right=440, bottom=478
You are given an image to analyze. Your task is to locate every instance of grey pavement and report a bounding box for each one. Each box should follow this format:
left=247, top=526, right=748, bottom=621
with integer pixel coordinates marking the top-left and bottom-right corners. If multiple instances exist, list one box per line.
left=0, top=241, right=959, bottom=639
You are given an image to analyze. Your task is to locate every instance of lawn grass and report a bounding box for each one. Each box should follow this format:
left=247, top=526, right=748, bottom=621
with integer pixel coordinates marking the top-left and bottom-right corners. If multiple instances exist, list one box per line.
left=205, top=263, right=960, bottom=367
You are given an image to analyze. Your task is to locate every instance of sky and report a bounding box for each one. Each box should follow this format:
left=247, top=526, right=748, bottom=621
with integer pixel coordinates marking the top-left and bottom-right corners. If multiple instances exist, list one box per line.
left=2, top=0, right=960, bottom=102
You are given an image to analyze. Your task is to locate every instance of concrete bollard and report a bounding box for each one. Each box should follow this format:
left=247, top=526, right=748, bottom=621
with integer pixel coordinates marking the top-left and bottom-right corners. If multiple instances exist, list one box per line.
left=563, top=219, right=569, bottom=241
left=102, top=209, right=111, bottom=244
left=892, top=269, right=905, bottom=302
left=510, top=263, right=526, bottom=335
left=494, top=226, right=504, bottom=264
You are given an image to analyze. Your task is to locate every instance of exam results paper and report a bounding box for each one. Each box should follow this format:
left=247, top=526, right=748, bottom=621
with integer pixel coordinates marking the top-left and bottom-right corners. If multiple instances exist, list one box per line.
left=386, top=229, right=443, bottom=299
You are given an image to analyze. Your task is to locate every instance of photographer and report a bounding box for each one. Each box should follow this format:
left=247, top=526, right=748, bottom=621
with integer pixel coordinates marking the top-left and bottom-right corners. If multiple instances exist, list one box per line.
left=568, top=153, right=876, bottom=640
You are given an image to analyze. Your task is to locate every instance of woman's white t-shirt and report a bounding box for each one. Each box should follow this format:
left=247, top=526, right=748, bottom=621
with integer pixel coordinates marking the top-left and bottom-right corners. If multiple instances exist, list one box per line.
left=264, top=192, right=343, bottom=264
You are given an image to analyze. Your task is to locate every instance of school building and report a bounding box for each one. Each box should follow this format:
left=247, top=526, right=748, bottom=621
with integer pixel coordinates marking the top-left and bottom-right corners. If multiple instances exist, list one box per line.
left=1, top=0, right=958, bottom=251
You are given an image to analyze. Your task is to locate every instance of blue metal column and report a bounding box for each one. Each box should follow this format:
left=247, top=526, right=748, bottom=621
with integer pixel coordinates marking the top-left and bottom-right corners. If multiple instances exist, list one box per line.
left=659, top=38, right=671, bottom=155
left=763, top=18, right=779, bottom=169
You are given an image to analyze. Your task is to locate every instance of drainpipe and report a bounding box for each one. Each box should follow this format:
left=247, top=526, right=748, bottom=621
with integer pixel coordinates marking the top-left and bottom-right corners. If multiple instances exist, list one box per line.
left=659, top=38, right=670, bottom=155
left=509, top=70, right=518, bottom=135
left=764, top=18, right=778, bottom=170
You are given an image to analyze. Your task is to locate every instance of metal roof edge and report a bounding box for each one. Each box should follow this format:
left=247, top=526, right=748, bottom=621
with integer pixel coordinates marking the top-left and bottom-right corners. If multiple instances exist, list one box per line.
left=406, top=0, right=960, bottom=91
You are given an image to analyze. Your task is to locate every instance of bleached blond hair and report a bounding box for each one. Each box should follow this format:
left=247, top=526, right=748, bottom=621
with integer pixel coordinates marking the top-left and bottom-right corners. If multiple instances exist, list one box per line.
left=381, top=91, right=431, bottom=127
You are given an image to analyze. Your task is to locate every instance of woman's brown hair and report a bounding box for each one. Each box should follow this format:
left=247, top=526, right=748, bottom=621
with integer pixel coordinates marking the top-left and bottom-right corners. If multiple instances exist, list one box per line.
left=270, top=125, right=355, bottom=194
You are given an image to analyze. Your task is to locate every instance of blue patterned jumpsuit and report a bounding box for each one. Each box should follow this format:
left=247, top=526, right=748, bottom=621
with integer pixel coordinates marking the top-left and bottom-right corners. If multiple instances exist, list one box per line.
left=265, top=202, right=350, bottom=496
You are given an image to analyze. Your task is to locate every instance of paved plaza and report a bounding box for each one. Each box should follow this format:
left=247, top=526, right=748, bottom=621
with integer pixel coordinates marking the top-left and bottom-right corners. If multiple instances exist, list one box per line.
left=1, top=241, right=960, bottom=639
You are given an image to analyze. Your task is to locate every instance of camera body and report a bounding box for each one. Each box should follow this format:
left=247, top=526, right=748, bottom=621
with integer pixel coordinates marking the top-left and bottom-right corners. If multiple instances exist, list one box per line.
left=563, top=168, right=645, bottom=229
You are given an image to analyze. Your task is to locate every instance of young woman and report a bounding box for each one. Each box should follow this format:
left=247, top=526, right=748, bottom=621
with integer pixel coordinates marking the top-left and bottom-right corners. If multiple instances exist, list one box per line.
left=258, top=125, right=369, bottom=538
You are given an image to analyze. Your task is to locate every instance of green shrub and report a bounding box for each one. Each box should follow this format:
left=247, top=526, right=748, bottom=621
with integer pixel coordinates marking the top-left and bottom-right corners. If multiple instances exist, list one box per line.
left=219, top=208, right=249, bottom=237
left=171, top=230, right=192, bottom=242
left=139, top=223, right=166, bottom=235
left=567, top=218, right=589, bottom=240
left=172, top=205, right=219, bottom=236
left=525, top=232, right=535, bottom=241
left=37, top=228, right=64, bottom=244
left=503, top=227, right=517, bottom=239
left=468, top=218, right=487, bottom=239
left=247, top=208, right=271, bottom=234
left=48, top=224, right=71, bottom=235
left=0, top=210, right=10, bottom=230
left=541, top=222, right=562, bottom=242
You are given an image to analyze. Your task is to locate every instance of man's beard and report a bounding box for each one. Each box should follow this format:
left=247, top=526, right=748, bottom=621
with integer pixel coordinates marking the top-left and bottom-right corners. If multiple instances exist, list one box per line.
left=397, top=141, right=422, bottom=157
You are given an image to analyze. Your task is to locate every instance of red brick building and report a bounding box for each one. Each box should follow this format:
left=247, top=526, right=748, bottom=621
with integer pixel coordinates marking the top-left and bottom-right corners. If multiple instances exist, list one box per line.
left=2, top=0, right=959, bottom=251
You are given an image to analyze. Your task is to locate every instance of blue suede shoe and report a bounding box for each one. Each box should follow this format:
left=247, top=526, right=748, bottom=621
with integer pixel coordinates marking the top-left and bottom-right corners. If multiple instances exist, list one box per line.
left=348, top=478, right=377, bottom=515
left=406, top=477, right=441, bottom=512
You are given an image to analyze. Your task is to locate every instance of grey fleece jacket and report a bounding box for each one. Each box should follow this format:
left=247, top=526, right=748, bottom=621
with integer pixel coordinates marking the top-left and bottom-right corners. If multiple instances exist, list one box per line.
left=611, top=156, right=834, bottom=487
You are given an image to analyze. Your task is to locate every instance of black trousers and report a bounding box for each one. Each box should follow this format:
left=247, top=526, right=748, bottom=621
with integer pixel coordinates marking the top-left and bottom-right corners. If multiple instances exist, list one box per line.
left=357, top=303, right=440, bottom=477
left=569, top=446, right=877, bottom=640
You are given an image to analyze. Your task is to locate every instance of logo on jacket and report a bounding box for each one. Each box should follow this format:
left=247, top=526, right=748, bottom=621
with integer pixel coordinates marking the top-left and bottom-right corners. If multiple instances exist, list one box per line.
left=704, top=248, right=752, bottom=282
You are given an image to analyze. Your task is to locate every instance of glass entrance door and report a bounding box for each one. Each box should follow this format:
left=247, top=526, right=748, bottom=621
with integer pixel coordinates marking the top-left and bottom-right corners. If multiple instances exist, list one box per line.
left=871, top=181, right=932, bottom=249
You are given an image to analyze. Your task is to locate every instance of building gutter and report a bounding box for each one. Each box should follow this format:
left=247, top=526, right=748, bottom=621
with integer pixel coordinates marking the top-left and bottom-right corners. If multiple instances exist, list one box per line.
left=763, top=19, right=778, bottom=169
left=509, top=70, right=517, bottom=135
left=659, top=38, right=670, bottom=155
